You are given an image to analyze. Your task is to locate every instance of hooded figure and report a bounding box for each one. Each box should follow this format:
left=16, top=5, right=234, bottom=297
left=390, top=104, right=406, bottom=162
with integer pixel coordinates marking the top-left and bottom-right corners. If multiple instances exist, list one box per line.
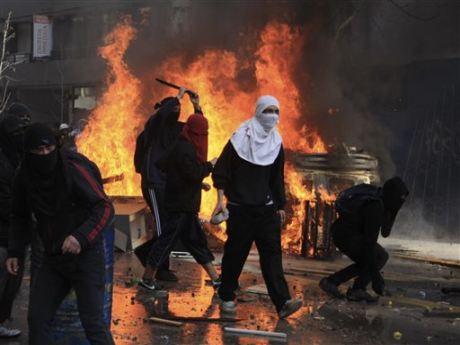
left=138, top=110, right=220, bottom=292
left=180, top=113, right=208, bottom=163
left=134, top=89, right=206, bottom=283
left=230, top=95, right=282, bottom=166
left=0, top=115, right=26, bottom=168
left=6, top=123, right=115, bottom=345
left=381, top=177, right=409, bottom=237
left=212, top=95, right=302, bottom=319
left=22, top=123, right=61, bottom=217
left=320, top=177, right=409, bottom=303
left=0, top=115, right=27, bottom=338
left=7, top=102, right=32, bottom=124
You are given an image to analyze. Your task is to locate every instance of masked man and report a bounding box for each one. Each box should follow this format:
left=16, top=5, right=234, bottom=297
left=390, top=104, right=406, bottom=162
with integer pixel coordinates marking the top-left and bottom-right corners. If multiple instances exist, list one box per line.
left=212, top=95, right=302, bottom=319
left=6, top=123, right=115, bottom=345
left=319, top=177, right=409, bottom=302
left=0, top=115, right=26, bottom=338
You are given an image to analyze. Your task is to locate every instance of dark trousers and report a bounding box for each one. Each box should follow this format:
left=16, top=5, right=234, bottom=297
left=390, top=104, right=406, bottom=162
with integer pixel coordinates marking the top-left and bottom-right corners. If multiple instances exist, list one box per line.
left=218, top=205, right=291, bottom=312
left=146, top=212, right=214, bottom=268
left=328, top=222, right=389, bottom=290
left=0, top=247, right=24, bottom=323
left=28, top=242, right=114, bottom=345
left=141, top=185, right=169, bottom=271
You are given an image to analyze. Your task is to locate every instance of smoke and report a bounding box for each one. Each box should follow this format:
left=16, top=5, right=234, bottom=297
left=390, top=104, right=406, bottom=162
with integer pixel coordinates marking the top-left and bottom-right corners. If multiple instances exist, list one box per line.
left=395, top=200, right=458, bottom=242
left=22, top=0, right=453, bottom=180
left=127, top=0, right=402, bottom=177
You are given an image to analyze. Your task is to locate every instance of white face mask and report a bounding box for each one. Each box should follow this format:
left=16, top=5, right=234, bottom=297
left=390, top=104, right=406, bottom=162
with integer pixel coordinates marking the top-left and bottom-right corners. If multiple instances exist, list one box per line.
left=256, top=113, right=279, bottom=133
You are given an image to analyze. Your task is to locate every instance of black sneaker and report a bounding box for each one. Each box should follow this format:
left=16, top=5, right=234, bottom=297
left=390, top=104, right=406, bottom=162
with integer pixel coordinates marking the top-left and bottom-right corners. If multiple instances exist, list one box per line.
left=155, top=269, right=179, bottom=282
left=139, top=278, right=160, bottom=291
left=319, top=278, right=344, bottom=298
left=346, top=288, right=379, bottom=303
left=0, top=326, right=21, bottom=338
left=278, top=299, right=302, bottom=319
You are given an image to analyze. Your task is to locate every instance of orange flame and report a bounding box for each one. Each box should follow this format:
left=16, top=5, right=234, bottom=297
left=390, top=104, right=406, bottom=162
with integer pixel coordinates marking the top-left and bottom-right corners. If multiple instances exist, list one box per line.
left=150, top=22, right=326, bottom=220
left=77, top=17, right=142, bottom=196
left=79, top=19, right=333, bottom=253
left=283, top=163, right=315, bottom=253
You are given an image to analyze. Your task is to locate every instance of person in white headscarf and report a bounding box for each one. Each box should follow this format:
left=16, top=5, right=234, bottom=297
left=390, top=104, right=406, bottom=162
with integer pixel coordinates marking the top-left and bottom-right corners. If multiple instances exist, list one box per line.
left=211, top=95, right=302, bottom=319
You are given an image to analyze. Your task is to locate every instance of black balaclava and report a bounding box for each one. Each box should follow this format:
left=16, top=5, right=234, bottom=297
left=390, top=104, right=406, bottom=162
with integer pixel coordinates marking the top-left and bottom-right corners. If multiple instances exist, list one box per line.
left=23, top=123, right=62, bottom=216
left=153, top=96, right=181, bottom=147
left=24, top=123, right=58, bottom=175
left=381, top=177, right=409, bottom=237
left=8, top=102, right=32, bottom=124
left=0, top=114, right=26, bottom=167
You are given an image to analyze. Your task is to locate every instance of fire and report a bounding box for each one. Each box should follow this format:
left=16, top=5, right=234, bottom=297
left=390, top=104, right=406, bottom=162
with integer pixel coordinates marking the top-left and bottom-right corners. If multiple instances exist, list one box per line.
left=317, top=185, right=336, bottom=204
left=78, top=18, right=332, bottom=252
left=77, top=17, right=143, bottom=196
left=149, top=22, right=326, bottom=222
left=283, top=163, right=315, bottom=253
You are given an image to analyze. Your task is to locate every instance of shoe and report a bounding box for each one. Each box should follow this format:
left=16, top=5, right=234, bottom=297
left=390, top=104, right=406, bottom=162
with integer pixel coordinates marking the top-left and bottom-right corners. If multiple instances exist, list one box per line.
left=139, top=278, right=161, bottom=291
left=212, top=276, right=222, bottom=288
left=220, top=300, right=236, bottom=313
left=346, top=288, right=379, bottom=303
left=155, top=269, right=178, bottom=282
left=319, top=278, right=344, bottom=298
left=278, top=299, right=302, bottom=319
left=0, top=326, right=21, bottom=338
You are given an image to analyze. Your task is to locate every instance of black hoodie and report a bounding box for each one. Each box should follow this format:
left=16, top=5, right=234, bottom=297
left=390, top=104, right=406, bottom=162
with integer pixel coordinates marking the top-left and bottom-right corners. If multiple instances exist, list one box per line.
left=8, top=150, right=114, bottom=257
left=141, top=97, right=183, bottom=188
left=0, top=115, right=25, bottom=247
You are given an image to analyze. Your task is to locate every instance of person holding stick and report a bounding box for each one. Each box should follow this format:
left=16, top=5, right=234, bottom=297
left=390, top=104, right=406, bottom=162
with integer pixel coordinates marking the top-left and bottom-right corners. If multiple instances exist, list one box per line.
left=139, top=91, right=220, bottom=291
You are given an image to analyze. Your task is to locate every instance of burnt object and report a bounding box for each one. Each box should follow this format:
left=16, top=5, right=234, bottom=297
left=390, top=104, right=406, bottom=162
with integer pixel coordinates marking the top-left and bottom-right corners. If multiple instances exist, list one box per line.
left=290, top=144, right=380, bottom=259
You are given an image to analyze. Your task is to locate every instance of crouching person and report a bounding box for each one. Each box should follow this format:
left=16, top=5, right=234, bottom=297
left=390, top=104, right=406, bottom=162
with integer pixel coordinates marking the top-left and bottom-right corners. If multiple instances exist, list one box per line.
left=319, top=177, right=409, bottom=302
left=6, top=123, right=115, bottom=345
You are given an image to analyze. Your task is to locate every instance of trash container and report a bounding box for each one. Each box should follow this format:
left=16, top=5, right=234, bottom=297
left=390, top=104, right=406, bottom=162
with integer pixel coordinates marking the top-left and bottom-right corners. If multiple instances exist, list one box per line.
left=51, top=227, right=114, bottom=344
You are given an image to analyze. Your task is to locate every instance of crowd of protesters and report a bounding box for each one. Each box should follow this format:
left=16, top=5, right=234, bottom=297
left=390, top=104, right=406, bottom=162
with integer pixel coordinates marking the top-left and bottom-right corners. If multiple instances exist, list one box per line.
left=0, top=89, right=408, bottom=343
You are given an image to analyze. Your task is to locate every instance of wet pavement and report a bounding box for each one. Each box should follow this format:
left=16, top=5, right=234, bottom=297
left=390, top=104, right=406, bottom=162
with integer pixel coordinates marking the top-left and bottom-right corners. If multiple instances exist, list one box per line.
left=4, top=244, right=460, bottom=345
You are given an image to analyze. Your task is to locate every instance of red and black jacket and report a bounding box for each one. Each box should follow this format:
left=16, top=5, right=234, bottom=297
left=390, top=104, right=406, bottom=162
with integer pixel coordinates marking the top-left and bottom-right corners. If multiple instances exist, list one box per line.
left=8, top=150, right=114, bottom=258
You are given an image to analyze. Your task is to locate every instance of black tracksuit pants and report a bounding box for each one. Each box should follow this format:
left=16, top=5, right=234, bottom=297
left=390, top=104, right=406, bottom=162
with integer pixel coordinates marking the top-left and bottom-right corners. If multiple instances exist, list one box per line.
left=28, top=242, right=114, bottom=345
left=146, top=212, right=214, bottom=268
left=328, top=222, right=389, bottom=290
left=218, top=205, right=291, bottom=312
left=141, top=185, right=170, bottom=271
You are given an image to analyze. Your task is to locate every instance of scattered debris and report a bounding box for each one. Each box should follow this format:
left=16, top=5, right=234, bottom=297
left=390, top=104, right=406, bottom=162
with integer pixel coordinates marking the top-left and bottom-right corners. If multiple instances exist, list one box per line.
left=313, top=315, right=325, bottom=321
left=393, top=331, right=402, bottom=341
left=148, top=316, right=183, bottom=327
left=224, top=327, right=287, bottom=340
left=246, top=284, right=269, bottom=295
left=170, top=251, right=193, bottom=259
left=165, top=316, right=242, bottom=322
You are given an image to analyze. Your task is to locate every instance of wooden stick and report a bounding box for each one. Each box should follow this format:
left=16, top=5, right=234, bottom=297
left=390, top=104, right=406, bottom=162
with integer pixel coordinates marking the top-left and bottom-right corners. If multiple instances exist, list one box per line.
left=148, top=317, right=183, bottom=327
left=166, top=316, right=241, bottom=322
left=224, top=327, right=287, bottom=340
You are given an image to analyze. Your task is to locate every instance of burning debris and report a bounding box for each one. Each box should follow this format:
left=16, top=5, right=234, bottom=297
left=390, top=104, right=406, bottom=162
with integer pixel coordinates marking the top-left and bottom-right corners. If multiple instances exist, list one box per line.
left=285, top=144, right=380, bottom=258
